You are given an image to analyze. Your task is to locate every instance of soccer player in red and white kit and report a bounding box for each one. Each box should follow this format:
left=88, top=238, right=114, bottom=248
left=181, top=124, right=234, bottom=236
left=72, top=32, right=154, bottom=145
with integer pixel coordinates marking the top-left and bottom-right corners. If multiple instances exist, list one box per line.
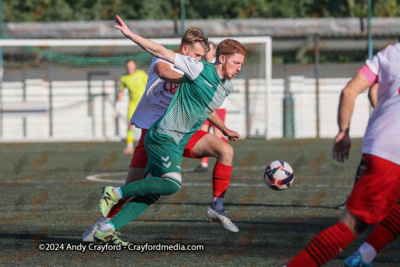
left=194, top=41, right=230, bottom=172
left=83, top=27, right=240, bottom=242
left=287, top=43, right=400, bottom=266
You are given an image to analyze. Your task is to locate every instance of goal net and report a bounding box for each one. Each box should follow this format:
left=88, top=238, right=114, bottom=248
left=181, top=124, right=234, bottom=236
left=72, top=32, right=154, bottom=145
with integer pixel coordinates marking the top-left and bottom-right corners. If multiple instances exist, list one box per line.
left=0, top=37, right=272, bottom=141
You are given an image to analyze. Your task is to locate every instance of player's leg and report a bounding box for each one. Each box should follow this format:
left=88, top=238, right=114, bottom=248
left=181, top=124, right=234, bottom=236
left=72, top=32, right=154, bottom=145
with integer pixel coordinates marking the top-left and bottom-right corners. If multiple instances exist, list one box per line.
left=194, top=122, right=211, bottom=172
left=344, top=202, right=400, bottom=266
left=185, top=130, right=238, bottom=232
left=99, top=172, right=181, bottom=217
left=123, top=100, right=138, bottom=154
left=82, top=129, right=148, bottom=242
left=94, top=172, right=181, bottom=244
left=98, top=133, right=183, bottom=231
left=98, top=171, right=180, bottom=224
left=335, top=158, right=367, bottom=209
left=287, top=154, right=400, bottom=267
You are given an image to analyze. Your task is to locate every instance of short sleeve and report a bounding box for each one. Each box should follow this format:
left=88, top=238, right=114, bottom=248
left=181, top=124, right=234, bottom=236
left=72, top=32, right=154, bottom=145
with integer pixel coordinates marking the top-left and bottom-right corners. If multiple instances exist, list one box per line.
left=140, top=70, right=148, bottom=84
left=174, top=54, right=204, bottom=80
left=120, top=77, right=125, bottom=91
left=359, top=65, right=378, bottom=85
left=365, top=54, right=380, bottom=75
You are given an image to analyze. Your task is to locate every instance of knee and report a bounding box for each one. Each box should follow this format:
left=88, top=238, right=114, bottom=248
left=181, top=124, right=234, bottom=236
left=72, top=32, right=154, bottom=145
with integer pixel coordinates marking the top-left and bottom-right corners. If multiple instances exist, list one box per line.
left=162, top=174, right=182, bottom=195
left=163, top=180, right=181, bottom=195
left=340, top=209, right=369, bottom=237
left=215, top=142, right=234, bottom=160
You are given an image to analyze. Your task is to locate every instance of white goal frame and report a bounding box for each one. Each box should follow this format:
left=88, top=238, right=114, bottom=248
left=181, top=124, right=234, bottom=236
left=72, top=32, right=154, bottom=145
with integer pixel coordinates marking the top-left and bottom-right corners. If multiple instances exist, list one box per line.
left=0, top=37, right=272, bottom=140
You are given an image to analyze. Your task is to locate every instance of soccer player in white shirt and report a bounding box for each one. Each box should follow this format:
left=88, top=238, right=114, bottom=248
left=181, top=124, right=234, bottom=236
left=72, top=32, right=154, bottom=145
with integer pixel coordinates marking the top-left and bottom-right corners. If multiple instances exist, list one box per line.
left=287, top=43, right=400, bottom=266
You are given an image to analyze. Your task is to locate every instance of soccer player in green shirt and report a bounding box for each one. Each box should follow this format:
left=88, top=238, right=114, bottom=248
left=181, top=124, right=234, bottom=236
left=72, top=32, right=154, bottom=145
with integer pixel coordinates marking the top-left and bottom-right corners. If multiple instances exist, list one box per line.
left=95, top=15, right=246, bottom=244
left=116, top=59, right=148, bottom=154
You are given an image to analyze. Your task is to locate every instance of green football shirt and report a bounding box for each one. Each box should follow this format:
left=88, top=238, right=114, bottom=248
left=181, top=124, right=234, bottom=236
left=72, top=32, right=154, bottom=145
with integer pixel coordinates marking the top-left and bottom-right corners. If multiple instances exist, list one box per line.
left=153, top=54, right=234, bottom=149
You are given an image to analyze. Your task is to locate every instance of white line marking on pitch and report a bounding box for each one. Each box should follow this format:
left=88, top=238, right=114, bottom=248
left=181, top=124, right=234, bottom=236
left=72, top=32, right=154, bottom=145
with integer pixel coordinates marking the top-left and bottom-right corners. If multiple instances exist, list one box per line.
left=86, top=173, right=265, bottom=187
left=86, top=172, right=351, bottom=188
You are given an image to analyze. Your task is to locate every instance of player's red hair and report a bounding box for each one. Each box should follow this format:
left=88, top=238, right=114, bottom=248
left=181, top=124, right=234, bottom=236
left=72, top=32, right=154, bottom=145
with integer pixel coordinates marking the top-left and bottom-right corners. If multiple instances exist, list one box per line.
left=216, top=39, right=246, bottom=58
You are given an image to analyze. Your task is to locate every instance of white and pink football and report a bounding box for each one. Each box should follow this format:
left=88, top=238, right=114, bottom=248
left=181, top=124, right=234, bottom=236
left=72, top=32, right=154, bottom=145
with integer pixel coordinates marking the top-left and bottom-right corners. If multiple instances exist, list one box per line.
left=264, top=160, right=295, bottom=190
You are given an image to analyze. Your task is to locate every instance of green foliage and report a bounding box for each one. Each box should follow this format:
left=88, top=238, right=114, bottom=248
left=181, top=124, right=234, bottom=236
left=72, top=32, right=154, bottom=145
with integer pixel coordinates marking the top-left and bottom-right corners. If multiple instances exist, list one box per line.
left=3, top=0, right=400, bottom=22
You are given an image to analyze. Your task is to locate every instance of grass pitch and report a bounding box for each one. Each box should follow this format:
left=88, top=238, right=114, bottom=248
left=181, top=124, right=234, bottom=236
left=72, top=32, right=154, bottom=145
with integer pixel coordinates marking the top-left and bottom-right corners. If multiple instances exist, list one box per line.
left=0, top=138, right=399, bottom=266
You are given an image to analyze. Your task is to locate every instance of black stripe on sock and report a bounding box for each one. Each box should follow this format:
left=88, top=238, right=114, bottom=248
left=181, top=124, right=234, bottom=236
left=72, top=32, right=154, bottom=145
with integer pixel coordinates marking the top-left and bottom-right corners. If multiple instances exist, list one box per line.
left=306, top=243, right=324, bottom=266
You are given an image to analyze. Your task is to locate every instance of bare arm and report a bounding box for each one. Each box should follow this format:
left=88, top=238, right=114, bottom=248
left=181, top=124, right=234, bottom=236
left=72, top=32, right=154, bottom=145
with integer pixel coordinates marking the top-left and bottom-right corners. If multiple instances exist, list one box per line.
left=117, top=91, right=124, bottom=102
left=337, top=72, right=371, bottom=133
left=207, top=111, right=239, bottom=141
left=114, top=15, right=176, bottom=64
left=154, top=62, right=183, bottom=84
left=368, top=83, right=378, bottom=108
left=333, top=72, right=371, bottom=162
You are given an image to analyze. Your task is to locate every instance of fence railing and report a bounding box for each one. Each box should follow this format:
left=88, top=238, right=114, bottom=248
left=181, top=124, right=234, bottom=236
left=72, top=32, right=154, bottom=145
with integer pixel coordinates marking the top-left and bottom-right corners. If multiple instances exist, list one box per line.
left=0, top=75, right=370, bottom=141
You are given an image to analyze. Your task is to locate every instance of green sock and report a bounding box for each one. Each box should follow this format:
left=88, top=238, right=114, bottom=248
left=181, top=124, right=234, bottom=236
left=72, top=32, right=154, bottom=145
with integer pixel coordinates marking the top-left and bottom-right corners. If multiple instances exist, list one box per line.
left=121, top=176, right=181, bottom=197
left=127, top=130, right=134, bottom=146
left=110, top=195, right=159, bottom=230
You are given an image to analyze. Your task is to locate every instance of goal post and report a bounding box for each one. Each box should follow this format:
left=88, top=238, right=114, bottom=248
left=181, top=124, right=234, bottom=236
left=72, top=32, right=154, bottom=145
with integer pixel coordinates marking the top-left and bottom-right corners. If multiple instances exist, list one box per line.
left=0, top=37, right=272, bottom=141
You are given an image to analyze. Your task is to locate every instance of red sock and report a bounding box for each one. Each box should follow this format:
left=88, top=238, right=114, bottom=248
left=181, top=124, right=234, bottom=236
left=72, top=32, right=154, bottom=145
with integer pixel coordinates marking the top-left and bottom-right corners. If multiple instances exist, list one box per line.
left=366, top=203, right=400, bottom=252
left=201, top=157, right=209, bottom=164
left=212, top=162, right=232, bottom=198
left=107, top=197, right=132, bottom=218
left=287, top=222, right=355, bottom=267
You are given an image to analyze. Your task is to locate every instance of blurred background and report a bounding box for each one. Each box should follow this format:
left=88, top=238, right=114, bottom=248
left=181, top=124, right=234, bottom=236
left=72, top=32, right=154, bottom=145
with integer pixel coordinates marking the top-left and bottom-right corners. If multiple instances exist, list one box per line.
left=2, top=2, right=400, bottom=265
left=1, top=0, right=400, bottom=142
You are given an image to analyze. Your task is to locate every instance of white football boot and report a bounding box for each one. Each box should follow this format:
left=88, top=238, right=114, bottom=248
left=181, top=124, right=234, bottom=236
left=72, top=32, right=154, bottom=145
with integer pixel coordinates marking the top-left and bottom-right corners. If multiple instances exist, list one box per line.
left=206, top=207, right=239, bottom=233
left=82, top=217, right=111, bottom=242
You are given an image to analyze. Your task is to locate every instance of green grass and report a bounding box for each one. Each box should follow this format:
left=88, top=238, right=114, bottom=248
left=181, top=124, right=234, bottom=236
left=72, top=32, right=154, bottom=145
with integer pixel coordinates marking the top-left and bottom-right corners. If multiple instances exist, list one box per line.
left=0, top=138, right=399, bottom=266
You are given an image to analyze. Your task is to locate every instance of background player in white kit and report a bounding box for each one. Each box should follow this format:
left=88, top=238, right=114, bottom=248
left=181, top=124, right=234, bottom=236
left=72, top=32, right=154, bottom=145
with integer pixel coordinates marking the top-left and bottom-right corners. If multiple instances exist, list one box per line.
left=287, top=43, right=400, bottom=266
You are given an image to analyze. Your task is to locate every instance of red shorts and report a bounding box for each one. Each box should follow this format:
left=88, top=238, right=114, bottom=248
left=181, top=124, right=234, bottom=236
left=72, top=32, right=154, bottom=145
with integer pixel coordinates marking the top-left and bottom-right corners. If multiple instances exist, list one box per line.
left=347, top=154, right=400, bottom=225
left=129, top=129, right=209, bottom=168
left=183, top=130, right=209, bottom=158
left=203, top=108, right=226, bottom=126
left=129, top=129, right=148, bottom=168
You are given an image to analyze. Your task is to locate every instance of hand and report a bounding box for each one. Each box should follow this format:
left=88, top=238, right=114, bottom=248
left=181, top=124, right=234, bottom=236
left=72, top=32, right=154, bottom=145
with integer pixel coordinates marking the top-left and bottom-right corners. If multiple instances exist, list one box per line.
left=113, top=102, right=121, bottom=118
left=332, top=131, right=351, bottom=163
left=226, top=130, right=240, bottom=141
left=114, top=15, right=132, bottom=38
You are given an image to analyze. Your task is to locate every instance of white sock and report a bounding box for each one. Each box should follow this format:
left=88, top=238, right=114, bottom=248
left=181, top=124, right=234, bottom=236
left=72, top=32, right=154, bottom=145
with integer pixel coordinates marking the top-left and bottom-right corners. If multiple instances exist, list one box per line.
left=99, top=217, right=110, bottom=224
left=201, top=162, right=208, bottom=167
left=211, top=198, right=224, bottom=211
left=100, top=222, right=115, bottom=231
left=113, top=187, right=122, bottom=198
left=127, top=143, right=134, bottom=149
left=359, top=242, right=376, bottom=264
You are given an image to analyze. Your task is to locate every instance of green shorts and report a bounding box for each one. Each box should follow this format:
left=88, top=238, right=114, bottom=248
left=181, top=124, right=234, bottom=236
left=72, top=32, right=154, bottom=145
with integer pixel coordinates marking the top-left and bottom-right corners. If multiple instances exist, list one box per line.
left=144, top=127, right=183, bottom=178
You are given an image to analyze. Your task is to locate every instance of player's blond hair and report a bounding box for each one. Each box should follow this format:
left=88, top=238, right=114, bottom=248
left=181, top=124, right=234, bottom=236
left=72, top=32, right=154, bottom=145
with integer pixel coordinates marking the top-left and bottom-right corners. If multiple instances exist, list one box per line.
left=216, top=39, right=246, bottom=58
left=181, top=27, right=210, bottom=52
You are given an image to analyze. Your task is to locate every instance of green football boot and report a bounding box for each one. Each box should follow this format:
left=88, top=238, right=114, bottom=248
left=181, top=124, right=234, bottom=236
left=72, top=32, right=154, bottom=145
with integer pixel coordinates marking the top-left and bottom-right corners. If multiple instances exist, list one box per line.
left=94, top=228, right=129, bottom=246
left=99, top=186, right=120, bottom=217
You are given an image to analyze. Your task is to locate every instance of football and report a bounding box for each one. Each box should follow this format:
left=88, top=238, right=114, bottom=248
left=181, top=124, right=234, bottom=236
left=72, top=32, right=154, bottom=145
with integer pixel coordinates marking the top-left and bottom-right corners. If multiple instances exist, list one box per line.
left=264, top=160, right=295, bottom=190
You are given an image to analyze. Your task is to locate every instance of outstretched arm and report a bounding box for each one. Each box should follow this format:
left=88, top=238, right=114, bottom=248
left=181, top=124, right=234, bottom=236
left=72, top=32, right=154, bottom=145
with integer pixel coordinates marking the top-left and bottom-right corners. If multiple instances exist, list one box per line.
left=154, top=62, right=183, bottom=84
left=114, top=15, right=176, bottom=64
left=207, top=111, right=239, bottom=141
left=332, top=72, right=371, bottom=163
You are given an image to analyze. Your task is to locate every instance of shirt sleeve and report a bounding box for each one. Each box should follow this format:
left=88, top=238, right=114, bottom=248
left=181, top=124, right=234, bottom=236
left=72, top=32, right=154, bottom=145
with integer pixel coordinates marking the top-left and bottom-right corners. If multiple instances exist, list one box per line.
left=120, top=77, right=125, bottom=91
left=359, top=65, right=378, bottom=85
left=365, top=54, right=380, bottom=75
left=174, top=53, right=204, bottom=80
